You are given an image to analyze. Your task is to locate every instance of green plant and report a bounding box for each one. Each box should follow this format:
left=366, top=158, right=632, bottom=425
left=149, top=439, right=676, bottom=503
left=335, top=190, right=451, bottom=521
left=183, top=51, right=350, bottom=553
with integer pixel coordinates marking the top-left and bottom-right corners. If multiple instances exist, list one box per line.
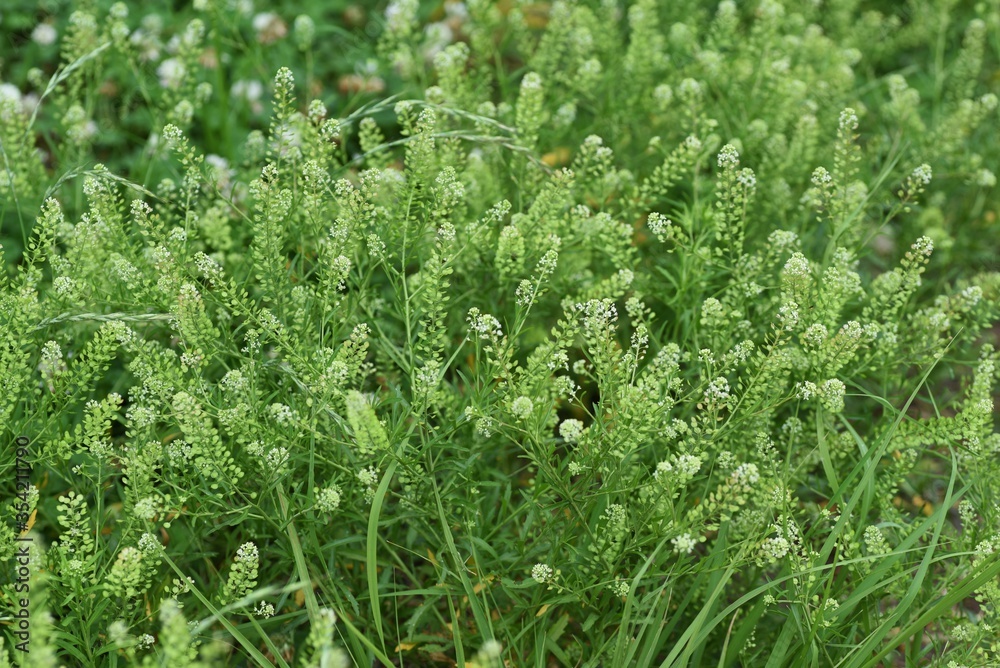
left=2, top=1, right=1000, bottom=666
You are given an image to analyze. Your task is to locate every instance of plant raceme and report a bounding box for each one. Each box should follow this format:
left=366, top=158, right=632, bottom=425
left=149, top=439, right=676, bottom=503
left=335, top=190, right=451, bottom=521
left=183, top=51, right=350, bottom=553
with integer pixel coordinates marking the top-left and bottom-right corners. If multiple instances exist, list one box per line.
left=1, top=1, right=1000, bottom=666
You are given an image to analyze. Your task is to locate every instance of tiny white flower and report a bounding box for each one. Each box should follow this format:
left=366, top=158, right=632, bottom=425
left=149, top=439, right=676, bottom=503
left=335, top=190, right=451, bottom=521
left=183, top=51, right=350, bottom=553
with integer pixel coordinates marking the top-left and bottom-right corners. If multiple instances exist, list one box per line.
left=254, top=601, right=276, bottom=618
left=653, top=84, right=673, bottom=108
left=157, top=58, right=185, bottom=89
left=678, top=78, right=702, bottom=99
left=236, top=542, right=258, bottom=562
left=736, top=168, right=756, bottom=189
left=782, top=253, right=811, bottom=280
left=531, top=563, right=554, bottom=583
left=839, top=107, right=859, bottom=131
left=604, top=504, right=626, bottom=526
left=357, top=466, right=379, bottom=488
left=975, top=168, right=996, bottom=187
left=911, top=163, right=932, bottom=186
left=268, top=403, right=295, bottom=425
left=138, top=533, right=161, bottom=554
left=133, top=497, right=159, bottom=521
left=703, top=377, right=731, bottom=404
left=32, top=23, right=58, bottom=46
left=759, top=534, right=790, bottom=563
left=558, top=419, right=584, bottom=443
left=609, top=580, right=631, bottom=597
left=675, top=454, right=702, bottom=478
left=647, top=212, right=673, bottom=240
left=510, top=396, right=534, bottom=420
left=672, top=533, right=697, bottom=554
left=731, top=462, right=760, bottom=487
left=653, top=460, right=673, bottom=480
left=53, top=276, right=77, bottom=297
left=717, top=144, right=740, bottom=169
left=315, top=485, right=342, bottom=513
left=274, top=66, right=295, bottom=93
left=266, top=447, right=289, bottom=472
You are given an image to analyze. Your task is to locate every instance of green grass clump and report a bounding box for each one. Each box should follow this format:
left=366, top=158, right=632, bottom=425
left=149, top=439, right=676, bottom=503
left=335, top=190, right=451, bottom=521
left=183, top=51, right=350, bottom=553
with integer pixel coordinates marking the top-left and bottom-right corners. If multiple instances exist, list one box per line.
left=2, top=1, right=1000, bottom=666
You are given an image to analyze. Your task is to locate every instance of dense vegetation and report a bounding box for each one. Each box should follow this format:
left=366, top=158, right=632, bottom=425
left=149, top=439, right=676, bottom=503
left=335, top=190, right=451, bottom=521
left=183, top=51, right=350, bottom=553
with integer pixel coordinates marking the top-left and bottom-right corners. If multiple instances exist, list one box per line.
left=2, top=1, right=1000, bottom=666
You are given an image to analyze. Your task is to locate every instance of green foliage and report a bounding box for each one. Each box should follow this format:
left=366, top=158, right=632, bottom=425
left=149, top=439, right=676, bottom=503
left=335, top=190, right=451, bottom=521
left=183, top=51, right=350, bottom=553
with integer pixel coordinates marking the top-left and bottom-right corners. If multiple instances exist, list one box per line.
left=2, top=0, right=1000, bottom=666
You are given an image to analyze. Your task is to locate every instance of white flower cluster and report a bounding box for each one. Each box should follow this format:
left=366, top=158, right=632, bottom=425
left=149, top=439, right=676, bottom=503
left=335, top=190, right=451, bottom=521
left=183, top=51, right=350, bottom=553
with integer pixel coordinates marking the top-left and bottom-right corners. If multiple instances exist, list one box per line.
left=608, top=579, right=631, bottom=598
left=821, top=598, right=840, bottom=627
left=467, top=307, right=503, bottom=340
left=797, top=378, right=847, bottom=413
left=703, top=377, right=731, bottom=404
left=576, top=298, right=619, bottom=333
left=268, top=403, right=296, bottom=426
left=672, top=533, right=697, bottom=555
left=357, top=466, right=380, bottom=488
left=776, top=301, right=800, bottom=331
left=254, top=601, right=276, bottom=618
left=221, top=541, right=260, bottom=605
left=138, top=533, right=161, bottom=555
left=646, top=212, right=675, bottom=241
left=730, top=463, right=760, bottom=488
left=53, top=276, right=77, bottom=298
left=133, top=496, right=161, bottom=521
left=653, top=83, right=673, bottom=109
left=911, top=163, right=932, bottom=186
left=476, top=416, right=495, bottom=438
left=975, top=168, right=996, bottom=187
left=510, top=396, right=534, bottom=420
left=531, top=563, right=554, bottom=583
left=768, top=229, right=799, bottom=250
left=729, top=340, right=755, bottom=363
left=604, top=504, right=626, bottom=527
left=294, top=15, right=315, bottom=51
left=161, top=124, right=184, bottom=149
left=558, top=419, right=584, bottom=443
left=782, top=252, right=811, bottom=281
left=157, top=59, right=186, bottom=90
left=758, top=532, right=790, bottom=564
left=358, top=466, right=379, bottom=503
left=315, top=485, right=342, bottom=513
left=266, top=446, right=289, bottom=473
left=717, top=144, right=740, bottom=169
left=802, top=323, right=829, bottom=348
left=678, top=78, right=702, bottom=100
left=911, top=235, right=934, bottom=260
left=385, top=0, right=419, bottom=33
left=32, top=22, right=57, bottom=46
left=675, top=454, right=702, bottom=478
left=193, top=252, right=224, bottom=280
left=38, top=341, right=65, bottom=390
left=654, top=453, right=702, bottom=482
left=838, top=107, right=859, bottom=131
left=274, top=67, right=295, bottom=96
left=700, top=298, right=727, bottom=329
left=220, top=369, right=248, bottom=393
left=811, top=166, right=833, bottom=186
left=736, top=168, right=757, bottom=189
left=236, top=542, right=258, bottom=563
